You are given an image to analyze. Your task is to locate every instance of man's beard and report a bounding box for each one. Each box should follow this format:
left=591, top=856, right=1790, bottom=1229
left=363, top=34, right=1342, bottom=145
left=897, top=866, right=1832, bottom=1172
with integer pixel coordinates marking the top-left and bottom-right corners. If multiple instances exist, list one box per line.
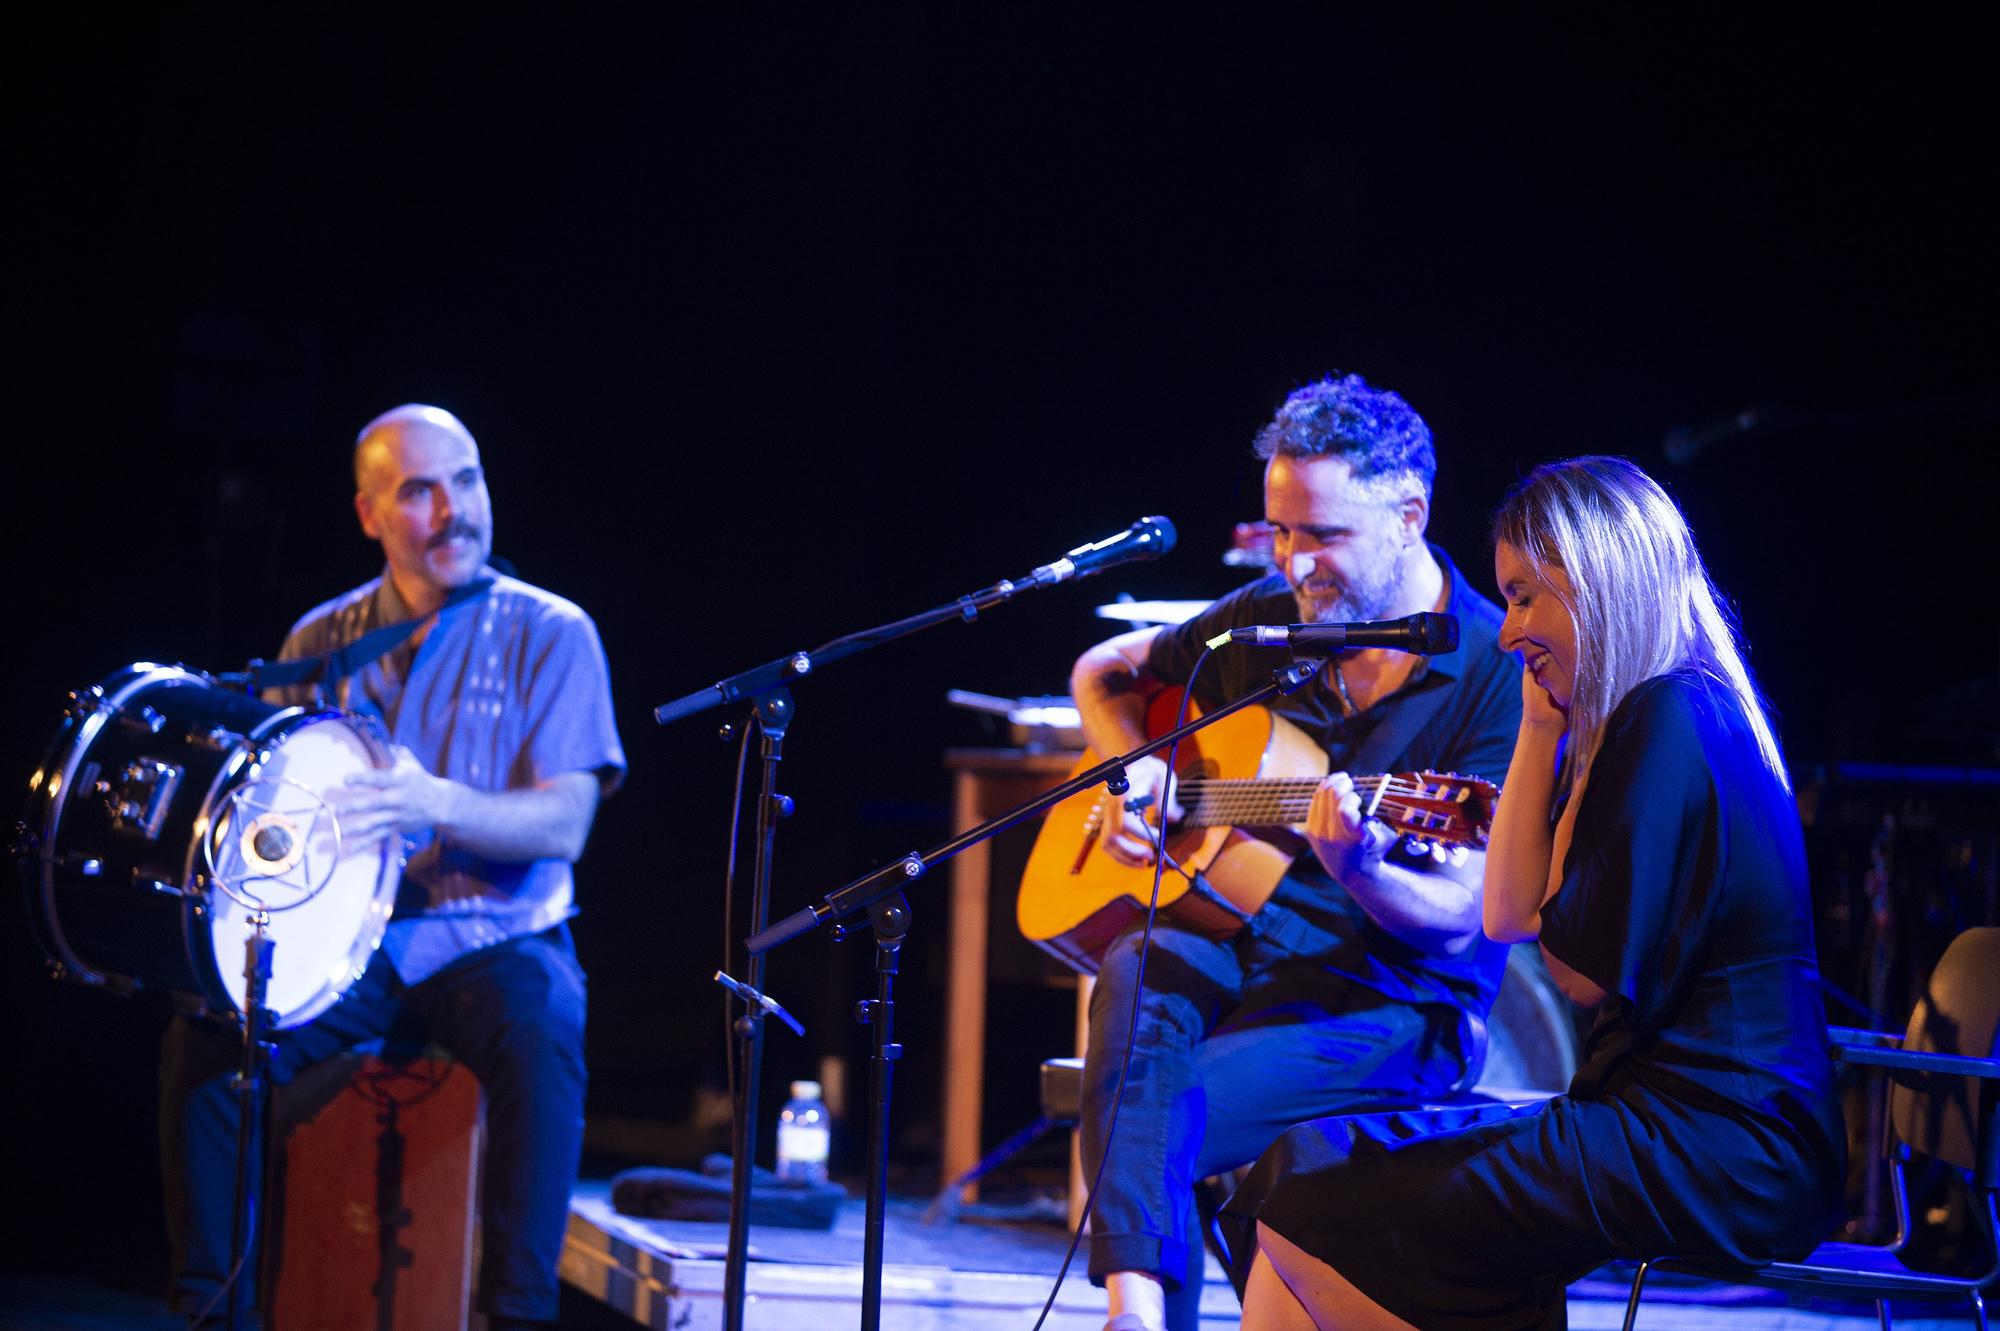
left=1290, top=545, right=1405, bottom=625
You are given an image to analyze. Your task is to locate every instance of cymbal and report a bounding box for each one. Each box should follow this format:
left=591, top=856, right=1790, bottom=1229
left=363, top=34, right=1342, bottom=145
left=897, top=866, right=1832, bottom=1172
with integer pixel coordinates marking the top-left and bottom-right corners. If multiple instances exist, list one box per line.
left=1093, top=599, right=1208, bottom=626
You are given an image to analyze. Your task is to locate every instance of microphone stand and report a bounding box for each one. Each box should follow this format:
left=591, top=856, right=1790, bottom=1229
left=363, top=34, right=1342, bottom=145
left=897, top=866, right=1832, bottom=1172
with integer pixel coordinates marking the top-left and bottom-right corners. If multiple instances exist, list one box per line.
left=746, top=656, right=1326, bottom=1331
left=651, top=548, right=1166, bottom=1331
left=227, top=914, right=275, bottom=1331
left=723, top=688, right=792, bottom=1331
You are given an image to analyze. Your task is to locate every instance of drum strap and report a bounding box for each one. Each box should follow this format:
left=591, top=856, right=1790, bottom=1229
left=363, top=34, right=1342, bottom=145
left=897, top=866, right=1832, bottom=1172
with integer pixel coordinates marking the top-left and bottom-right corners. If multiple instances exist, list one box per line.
left=224, top=578, right=495, bottom=697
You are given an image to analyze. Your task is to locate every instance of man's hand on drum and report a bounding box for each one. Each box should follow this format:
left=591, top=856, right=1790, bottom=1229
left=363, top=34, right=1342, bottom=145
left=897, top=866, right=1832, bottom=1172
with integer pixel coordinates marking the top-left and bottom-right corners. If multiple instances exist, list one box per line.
left=332, top=746, right=452, bottom=850
left=1099, top=754, right=1186, bottom=867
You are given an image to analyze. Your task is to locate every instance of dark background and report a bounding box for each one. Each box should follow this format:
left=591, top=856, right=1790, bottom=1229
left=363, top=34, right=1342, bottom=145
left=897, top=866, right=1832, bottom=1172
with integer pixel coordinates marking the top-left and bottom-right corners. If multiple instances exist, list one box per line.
left=7, top=7, right=1996, bottom=1302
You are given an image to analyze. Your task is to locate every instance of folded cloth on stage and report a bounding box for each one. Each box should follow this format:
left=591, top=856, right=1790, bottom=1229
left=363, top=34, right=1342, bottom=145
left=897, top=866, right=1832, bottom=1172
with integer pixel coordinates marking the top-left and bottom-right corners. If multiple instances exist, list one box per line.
left=611, top=1153, right=843, bottom=1229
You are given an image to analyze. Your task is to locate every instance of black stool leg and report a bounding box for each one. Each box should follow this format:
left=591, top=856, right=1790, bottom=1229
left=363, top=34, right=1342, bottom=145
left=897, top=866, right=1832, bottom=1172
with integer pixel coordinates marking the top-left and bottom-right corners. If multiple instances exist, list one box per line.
left=1621, top=1259, right=1651, bottom=1331
left=922, top=1114, right=1064, bottom=1223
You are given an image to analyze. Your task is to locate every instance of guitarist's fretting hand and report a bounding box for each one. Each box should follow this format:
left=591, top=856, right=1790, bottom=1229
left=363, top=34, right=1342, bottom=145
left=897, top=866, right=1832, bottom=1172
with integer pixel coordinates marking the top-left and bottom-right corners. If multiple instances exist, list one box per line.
left=1100, top=754, right=1187, bottom=868
left=1306, top=771, right=1471, bottom=885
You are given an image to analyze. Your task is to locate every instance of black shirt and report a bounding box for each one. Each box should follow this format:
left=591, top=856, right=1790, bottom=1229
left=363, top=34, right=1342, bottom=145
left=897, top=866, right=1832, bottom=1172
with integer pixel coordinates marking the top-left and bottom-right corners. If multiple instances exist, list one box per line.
left=1541, top=671, right=1846, bottom=1209
left=1144, top=546, right=1526, bottom=1023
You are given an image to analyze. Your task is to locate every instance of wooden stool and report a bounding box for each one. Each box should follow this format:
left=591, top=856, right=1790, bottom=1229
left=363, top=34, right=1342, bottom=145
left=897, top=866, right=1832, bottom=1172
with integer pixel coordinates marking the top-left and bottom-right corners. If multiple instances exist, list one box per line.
left=261, top=1040, right=486, bottom=1331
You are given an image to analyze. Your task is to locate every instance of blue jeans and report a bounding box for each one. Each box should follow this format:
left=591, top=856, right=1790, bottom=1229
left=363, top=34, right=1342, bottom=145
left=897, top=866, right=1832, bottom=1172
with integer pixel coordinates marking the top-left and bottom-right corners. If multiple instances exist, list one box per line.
left=159, top=925, right=587, bottom=1327
left=1081, top=897, right=1473, bottom=1331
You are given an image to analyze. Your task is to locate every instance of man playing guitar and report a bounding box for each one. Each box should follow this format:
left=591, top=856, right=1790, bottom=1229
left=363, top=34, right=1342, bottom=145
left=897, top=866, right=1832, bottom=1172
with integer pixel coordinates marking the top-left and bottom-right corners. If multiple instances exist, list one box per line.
left=1067, top=374, right=1523, bottom=1331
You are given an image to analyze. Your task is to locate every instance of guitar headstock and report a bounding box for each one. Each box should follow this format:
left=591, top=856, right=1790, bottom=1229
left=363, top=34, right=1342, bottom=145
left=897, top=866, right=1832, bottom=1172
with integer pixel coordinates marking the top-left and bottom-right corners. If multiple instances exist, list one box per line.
left=1374, top=771, right=1498, bottom=849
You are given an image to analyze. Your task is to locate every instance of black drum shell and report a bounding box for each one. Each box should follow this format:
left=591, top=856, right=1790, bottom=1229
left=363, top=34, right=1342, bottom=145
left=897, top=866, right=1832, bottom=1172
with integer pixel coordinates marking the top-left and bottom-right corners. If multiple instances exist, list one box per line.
left=22, top=665, right=295, bottom=1019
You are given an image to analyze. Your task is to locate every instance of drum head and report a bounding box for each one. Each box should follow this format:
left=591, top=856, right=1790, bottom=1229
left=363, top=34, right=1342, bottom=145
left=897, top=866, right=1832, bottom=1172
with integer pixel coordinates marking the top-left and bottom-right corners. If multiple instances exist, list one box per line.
left=1478, top=944, right=1583, bottom=1097
left=201, top=713, right=399, bottom=1028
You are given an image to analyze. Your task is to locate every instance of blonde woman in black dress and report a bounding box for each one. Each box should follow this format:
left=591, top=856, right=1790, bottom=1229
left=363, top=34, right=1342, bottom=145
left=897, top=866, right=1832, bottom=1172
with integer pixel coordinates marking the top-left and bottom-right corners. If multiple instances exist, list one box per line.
left=1224, top=456, right=1846, bottom=1330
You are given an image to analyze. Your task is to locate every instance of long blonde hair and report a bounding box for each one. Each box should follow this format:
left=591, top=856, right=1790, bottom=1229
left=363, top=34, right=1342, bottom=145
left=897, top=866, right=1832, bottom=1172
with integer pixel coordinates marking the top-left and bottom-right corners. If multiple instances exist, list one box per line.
left=1492, top=456, right=1787, bottom=792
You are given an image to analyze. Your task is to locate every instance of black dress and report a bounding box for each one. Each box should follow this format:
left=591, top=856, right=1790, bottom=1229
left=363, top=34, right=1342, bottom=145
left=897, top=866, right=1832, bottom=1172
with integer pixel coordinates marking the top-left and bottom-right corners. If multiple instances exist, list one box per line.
left=1219, top=672, right=1848, bottom=1331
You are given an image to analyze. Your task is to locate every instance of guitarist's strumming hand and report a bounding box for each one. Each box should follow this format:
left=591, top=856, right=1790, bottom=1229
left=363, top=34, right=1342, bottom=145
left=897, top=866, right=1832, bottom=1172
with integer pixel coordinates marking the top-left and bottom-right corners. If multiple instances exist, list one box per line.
left=1100, top=754, right=1187, bottom=868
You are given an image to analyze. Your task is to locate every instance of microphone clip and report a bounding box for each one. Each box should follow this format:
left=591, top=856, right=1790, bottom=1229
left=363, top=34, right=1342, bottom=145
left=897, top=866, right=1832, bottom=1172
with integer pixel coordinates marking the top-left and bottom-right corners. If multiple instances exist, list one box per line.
left=1274, top=657, right=1327, bottom=694
left=714, top=969, right=806, bottom=1037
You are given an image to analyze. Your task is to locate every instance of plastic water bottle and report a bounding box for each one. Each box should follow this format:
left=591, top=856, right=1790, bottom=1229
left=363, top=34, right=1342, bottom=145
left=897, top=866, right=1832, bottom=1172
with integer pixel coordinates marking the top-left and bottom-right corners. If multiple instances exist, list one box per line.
left=776, top=1079, right=830, bottom=1185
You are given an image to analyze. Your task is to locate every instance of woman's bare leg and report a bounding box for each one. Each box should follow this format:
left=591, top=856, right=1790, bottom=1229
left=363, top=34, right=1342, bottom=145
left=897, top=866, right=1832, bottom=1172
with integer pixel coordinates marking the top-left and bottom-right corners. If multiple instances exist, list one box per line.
left=1246, top=1221, right=1419, bottom=1331
left=1242, top=1247, right=1321, bottom=1331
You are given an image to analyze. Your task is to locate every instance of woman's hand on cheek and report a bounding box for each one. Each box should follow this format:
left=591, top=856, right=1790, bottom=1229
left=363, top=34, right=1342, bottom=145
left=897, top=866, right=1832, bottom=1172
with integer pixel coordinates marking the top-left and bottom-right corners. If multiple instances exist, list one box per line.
left=1521, top=664, right=1569, bottom=735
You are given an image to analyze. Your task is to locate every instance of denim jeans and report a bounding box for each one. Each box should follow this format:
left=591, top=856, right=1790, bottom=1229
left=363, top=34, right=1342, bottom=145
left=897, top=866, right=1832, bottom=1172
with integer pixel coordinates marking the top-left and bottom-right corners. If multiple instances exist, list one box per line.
left=1081, top=894, right=1471, bottom=1331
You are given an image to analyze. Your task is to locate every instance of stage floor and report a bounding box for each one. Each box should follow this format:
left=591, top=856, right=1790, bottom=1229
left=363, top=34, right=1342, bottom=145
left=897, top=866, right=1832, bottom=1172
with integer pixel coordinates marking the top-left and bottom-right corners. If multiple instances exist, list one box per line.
left=0, top=1183, right=1980, bottom=1329
left=559, top=1182, right=1983, bottom=1330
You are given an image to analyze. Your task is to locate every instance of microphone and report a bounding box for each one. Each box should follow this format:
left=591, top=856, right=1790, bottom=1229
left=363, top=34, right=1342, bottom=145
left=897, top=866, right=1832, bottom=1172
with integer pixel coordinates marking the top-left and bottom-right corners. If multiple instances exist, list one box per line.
left=1214, top=611, right=1459, bottom=655
left=1023, top=516, right=1176, bottom=587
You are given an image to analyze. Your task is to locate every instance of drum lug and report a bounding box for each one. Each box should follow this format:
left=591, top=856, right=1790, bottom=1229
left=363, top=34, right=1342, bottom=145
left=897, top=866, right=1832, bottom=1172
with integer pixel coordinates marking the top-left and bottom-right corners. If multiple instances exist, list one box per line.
left=57, top=962, right=134, bottom=995
left=119, top=705, right=167, bottom=736
left=188, top=725, right=246, bottom=753
left=99, top=760, right=184, bottom=842
left=47, top=960, right=129, bottom=994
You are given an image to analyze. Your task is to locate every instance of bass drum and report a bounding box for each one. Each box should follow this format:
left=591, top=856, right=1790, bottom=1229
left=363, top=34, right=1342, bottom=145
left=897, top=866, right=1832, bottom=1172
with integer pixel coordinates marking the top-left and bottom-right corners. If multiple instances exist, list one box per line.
left=21, top=663, right=400, bottom=1029
left=1474, top=943, right=1583, bottom=1097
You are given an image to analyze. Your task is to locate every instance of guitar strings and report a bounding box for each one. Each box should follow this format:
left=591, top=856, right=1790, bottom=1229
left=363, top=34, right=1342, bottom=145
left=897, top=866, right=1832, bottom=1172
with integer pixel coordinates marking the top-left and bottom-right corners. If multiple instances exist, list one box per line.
left=1174, top=778, right=1444, bottom=815
left=1166, top=776, right=1473, bottom=833
left=1179, top=799, right=1439, bottom=822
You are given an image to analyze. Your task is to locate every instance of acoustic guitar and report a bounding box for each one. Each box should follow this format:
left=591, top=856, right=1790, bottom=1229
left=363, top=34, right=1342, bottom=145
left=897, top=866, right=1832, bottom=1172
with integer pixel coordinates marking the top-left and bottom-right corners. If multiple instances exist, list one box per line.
left=1016, top=687, right=1497, bottom=975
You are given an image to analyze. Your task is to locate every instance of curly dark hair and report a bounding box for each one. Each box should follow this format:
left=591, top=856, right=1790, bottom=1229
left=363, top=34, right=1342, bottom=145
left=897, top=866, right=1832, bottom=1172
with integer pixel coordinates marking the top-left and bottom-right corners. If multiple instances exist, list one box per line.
left=1250, top=373, right=1436, bottom=499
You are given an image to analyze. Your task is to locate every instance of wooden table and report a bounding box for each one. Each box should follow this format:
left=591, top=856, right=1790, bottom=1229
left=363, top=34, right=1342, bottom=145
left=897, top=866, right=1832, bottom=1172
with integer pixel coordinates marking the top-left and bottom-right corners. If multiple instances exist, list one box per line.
left=940, top=746, right=1083, bottom=1202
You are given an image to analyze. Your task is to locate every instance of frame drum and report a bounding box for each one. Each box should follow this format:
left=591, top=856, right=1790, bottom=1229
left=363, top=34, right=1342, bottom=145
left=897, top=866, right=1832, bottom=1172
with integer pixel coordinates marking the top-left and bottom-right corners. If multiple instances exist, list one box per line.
left=21, top=663, right=400, bottom=1028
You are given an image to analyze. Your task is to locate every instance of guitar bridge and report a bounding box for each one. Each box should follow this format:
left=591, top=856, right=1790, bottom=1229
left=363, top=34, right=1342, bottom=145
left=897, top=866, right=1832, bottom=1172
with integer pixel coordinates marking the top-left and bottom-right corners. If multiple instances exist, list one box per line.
left=1070, top=794, right=1110, bottom=876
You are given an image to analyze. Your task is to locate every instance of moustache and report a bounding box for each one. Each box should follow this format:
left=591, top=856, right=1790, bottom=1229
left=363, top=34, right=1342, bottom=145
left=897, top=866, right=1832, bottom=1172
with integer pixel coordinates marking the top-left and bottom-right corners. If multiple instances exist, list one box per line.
left=429, top=523, right=482, bottom=550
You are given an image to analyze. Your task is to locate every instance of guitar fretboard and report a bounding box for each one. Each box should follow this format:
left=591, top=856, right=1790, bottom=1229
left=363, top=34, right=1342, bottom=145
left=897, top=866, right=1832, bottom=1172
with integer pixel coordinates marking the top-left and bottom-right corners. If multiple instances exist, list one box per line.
left=1176, top=774, right=1438, bottom=830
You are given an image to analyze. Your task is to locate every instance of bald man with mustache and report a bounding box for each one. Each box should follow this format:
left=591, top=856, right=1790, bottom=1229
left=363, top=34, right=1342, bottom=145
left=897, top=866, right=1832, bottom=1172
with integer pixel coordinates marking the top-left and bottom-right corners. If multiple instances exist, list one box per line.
left=159, top=405, right=625, bottom=1330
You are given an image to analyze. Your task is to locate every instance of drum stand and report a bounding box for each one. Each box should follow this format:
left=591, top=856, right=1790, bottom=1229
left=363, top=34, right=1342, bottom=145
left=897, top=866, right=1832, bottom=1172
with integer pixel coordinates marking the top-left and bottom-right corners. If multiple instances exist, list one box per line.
left=225, top=911, right=276, bottom=1331
left=192, top=763, right=360, bottom=1328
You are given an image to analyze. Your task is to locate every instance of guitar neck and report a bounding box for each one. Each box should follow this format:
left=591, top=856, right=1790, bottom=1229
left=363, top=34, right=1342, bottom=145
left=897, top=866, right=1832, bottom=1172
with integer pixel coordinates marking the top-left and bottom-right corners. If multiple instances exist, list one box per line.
left=1178, top=774, right=1396, bottom=828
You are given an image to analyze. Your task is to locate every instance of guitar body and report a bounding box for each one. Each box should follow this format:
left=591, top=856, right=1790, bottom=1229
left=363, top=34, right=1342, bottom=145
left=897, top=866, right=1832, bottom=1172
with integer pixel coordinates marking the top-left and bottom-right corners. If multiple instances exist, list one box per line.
left=1016, top=689, right=1328, bottom=974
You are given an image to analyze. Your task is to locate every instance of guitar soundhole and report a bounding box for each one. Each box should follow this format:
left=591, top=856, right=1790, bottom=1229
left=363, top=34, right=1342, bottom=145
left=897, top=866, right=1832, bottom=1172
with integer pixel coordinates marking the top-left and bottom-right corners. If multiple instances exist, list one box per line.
left=1176, top=758, right=1221, bottom=828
